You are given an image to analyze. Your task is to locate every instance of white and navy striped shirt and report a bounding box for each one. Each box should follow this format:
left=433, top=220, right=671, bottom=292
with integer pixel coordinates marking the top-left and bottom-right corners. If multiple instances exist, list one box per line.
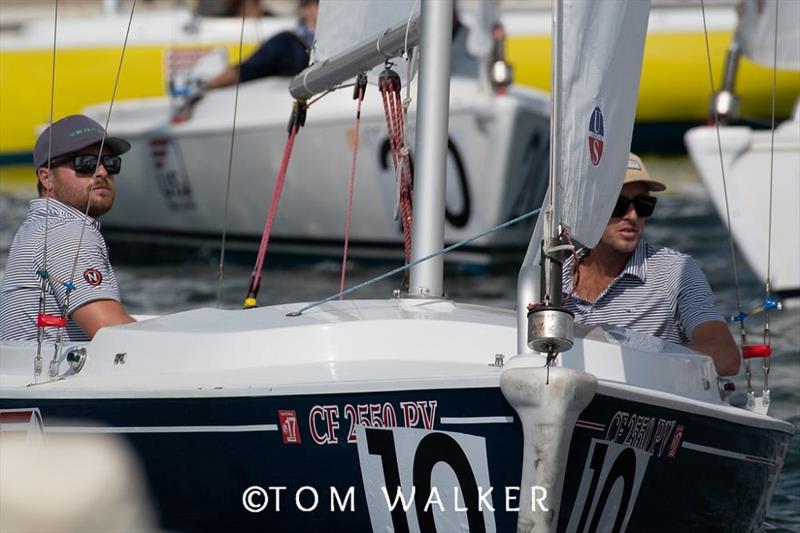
left=562, top=241, right=723, bottom=344
left=0, top=198, right=122, bottom=342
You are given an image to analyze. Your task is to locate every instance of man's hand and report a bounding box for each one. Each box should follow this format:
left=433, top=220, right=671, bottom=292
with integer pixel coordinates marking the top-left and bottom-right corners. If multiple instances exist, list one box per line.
left=72, top=299, right=136, bottom=339
left=685, top=321, right=741, bottom=376
left=170, top=76, right=208, bottom=123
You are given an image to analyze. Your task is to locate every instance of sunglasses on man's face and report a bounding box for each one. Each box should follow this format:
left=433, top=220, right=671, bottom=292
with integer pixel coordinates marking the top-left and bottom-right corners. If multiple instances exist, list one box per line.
left=611, top=194, right=657, bottom=218
left=50, top=154, right=122, bottom=175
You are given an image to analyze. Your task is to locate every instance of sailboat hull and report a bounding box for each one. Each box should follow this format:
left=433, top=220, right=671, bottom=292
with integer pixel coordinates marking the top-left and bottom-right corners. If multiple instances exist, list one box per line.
left=0, top=352, right=790, bottom=532
left=81, top=78, right=550, bottom=264
left=685, top=102, right=800, bottom=298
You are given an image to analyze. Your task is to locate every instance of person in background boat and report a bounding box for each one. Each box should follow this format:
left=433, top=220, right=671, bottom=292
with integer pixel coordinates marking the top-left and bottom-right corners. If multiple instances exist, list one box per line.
left=0, top=115, right=136, bottom=342
left=450, top=3, right=480, bottom=79
left=205, top=0, right=318, bottom=90
left=561, top=154, right=740, bottom=376
left=219, top=0, right=274, bottom=18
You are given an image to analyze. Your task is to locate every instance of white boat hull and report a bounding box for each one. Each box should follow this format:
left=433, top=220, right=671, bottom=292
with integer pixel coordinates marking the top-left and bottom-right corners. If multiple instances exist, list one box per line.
left=685, top=103, right=800, bottom=297
left=85, top=78, right=550, bottom=263
left=0, top=299, right=792, bottom=531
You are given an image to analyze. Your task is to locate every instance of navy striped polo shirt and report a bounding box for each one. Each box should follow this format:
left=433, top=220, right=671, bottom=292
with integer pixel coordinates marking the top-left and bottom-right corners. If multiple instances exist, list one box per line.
left=0, top=198, right=122, bottom=342
left=562, top=241, right=724, bottom=344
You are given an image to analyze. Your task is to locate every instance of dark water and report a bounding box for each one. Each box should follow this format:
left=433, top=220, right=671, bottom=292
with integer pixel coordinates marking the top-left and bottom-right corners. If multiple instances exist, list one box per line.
left=1, top=156, right=798, bottom=530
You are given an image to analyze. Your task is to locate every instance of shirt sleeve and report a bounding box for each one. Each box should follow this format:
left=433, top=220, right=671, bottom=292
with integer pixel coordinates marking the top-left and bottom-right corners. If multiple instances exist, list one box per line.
left=39, top=221, right=121, bottom=316
left=239, top=31, right=309, bottom=82
left=675, top=255, right=724, bottom=340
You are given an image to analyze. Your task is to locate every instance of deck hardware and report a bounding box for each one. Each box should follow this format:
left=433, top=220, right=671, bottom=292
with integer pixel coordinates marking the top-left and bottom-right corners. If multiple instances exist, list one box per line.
left=718, top=380, right=735, bottom=400
left=527, top=306, right=574, bottom=355
left=66, top=348, right=87, bottom=373
left=489, top=354, right=505, bottom=367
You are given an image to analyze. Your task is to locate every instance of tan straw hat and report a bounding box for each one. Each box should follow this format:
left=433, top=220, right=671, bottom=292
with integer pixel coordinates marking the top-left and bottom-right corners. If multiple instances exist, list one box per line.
left=623, top=153, right=666, bottom=192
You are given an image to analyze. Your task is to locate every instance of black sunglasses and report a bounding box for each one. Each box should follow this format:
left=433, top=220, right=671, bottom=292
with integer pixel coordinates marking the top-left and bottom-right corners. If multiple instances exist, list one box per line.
left=611, top=195, right=657, bottom=218
left=50, top=154, right=122, bottom=175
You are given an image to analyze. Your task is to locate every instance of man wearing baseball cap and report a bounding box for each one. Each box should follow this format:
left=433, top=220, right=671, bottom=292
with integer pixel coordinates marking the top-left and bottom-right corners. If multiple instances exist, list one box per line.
left=561, top=153, right=740, bottom=376
left=0, top=114, right=136, bottom=342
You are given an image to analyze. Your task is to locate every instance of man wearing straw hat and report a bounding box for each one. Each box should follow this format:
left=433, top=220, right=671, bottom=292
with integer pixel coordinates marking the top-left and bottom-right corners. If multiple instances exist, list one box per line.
left=562, top=153, right=740, bottom=376
left=0, top=115, right=135, bottom=342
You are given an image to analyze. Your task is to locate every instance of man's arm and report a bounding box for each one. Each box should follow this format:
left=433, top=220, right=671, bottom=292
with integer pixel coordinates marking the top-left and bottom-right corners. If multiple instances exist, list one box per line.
left=207, top=66, right=240, bottom=90
left=72, top=299, right=136, bottom=339
left=685, top=321, right=741, bottom=376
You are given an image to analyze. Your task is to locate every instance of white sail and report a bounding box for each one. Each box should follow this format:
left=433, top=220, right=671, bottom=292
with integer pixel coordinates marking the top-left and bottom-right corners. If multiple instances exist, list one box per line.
left=312, top=0, right=419, bottom=81
left=738, top=0, right=800, bottom=70
left=739, top=0, right=800, bottom=69
left=465, top=0, right=498, bottom=59
left=555, top=0, right=650, bottom=247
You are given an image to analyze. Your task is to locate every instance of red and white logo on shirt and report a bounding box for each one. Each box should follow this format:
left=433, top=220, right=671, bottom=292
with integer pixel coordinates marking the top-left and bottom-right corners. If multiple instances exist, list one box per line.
left=83, top=268, right=103, bottom=286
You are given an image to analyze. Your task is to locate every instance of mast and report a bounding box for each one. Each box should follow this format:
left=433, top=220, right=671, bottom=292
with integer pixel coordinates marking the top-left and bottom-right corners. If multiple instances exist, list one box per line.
left=524, top=0, right=574, bottom=359
left=543, top=0, right=564, bottom=309
left=408, top=0, right=452, bottom=297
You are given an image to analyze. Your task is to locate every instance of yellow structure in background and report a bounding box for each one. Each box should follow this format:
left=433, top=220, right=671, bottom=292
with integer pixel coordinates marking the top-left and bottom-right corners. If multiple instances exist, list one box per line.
left=507, top=30, right=800, bottom=123
left=1, top=19, right=798, bottom=169
left=0, top=43, right=257, bottom=158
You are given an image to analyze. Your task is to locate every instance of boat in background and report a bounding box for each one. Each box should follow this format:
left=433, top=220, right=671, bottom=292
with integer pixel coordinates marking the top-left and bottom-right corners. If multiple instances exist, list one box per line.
left=1, top=1, right=793, bottom=532
left=685, top=0, right=800, bottom=299
left=82, top=69, right=550, bottom=263
left=3, top=0, right=800, bottom=167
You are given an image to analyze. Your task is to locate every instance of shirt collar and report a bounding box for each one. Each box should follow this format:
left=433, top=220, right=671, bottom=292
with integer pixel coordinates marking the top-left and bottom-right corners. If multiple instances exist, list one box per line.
left=562, top=240, right=648, bottom=294
left=28, top=198, right=101, bottom=229
left=623, top=240, right=647, bottom=283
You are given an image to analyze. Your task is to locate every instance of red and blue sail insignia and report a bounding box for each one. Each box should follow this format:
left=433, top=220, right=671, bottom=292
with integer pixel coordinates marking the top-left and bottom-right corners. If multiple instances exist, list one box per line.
left=588, top=107, right=604, bottom=166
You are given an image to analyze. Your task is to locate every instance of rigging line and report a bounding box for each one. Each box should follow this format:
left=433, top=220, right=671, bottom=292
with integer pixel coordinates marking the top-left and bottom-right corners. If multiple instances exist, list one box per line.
left=244, top=118, right=301, bottom=308
left=339, top=75, right=367, bottom=297
left=288, top=206, right=542, bottom=316
left=42, top=0, right=59, bottom=276
left=764, top=0, right=780, bottom=346
left=50, top=0, right=137, bottom=370
left=217, top=8, right=248, bottom=308
left=306, top=83, right=359, bottom=108
left=35, top=0, right=60, bottom=372
left=404, top=0, right=420, bottom=59
left=700, top=0, right=743, bottom=317
left=765, top=0, right=779, bottom=298
left=67, top=0, right=137, bottom=288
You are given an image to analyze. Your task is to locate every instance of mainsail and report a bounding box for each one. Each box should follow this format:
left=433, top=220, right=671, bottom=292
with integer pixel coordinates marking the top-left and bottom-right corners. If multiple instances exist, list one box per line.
left=312, top=0, right=419, bottom=83
left=553, top=0, right=651, bottom=248
left=738, top=0, right=800, bottom=70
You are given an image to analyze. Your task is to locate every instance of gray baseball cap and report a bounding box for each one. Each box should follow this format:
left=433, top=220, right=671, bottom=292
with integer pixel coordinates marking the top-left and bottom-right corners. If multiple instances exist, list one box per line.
left=33, top=115, right=131, bottom=168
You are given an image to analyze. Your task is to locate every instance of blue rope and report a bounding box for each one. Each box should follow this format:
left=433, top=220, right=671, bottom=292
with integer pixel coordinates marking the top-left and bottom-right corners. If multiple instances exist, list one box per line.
left=287, top=207, right=542, bottom=316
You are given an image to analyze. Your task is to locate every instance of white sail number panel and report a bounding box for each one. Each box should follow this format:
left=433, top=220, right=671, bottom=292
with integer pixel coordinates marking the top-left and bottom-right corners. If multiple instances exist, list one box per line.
left=356, top=426, right=497, bottom=532
left=355, top=426, right=652, bottom=533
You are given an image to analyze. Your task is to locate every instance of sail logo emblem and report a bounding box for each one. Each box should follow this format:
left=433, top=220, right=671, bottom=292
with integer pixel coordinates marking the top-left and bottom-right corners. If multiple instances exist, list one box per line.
left=278, top=410, right=301, bottom=444
left=587, top=107, right=604, bottom=166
